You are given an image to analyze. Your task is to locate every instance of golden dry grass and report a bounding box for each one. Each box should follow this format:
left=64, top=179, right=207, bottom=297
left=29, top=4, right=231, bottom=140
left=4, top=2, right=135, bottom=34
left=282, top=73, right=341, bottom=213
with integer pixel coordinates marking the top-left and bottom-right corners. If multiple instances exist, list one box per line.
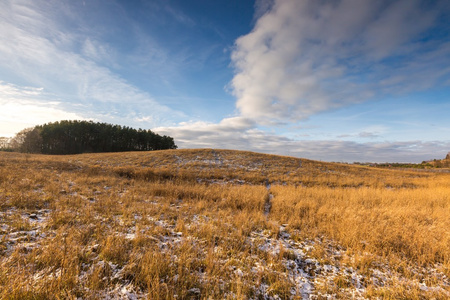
left=0, top=149, right=449, bottom=299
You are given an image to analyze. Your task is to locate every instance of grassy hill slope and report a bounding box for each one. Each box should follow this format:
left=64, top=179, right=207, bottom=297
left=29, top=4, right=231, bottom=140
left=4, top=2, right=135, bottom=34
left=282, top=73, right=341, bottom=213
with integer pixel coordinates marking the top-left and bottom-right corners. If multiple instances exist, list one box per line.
left=1, top=149, right=449, bottom=299
left=428, top=154, right=450, bottom=168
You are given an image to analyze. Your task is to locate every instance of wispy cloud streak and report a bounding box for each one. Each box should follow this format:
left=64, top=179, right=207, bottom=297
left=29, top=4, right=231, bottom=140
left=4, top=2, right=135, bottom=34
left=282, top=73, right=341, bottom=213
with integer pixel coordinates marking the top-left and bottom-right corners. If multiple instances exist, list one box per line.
left=0, top=0, right=183, bottom=130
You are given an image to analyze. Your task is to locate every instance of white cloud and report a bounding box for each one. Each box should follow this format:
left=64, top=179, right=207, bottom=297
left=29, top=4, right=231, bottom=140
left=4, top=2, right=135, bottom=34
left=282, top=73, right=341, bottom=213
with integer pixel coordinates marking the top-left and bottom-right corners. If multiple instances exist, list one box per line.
left=231, top=0, right=449, bottom=125
left=336, top=125, right=389, bottom=140
left=155, top=118, right=450, bottom=163
left=0, top=82, right=84, bottom=137
left=155, top=117, right=286, bottom=151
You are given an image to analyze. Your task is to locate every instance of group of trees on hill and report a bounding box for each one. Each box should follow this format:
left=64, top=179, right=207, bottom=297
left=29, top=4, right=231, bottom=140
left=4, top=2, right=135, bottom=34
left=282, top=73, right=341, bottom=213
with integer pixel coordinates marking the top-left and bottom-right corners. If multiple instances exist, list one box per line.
left=3, top=120, right=177, bottom=154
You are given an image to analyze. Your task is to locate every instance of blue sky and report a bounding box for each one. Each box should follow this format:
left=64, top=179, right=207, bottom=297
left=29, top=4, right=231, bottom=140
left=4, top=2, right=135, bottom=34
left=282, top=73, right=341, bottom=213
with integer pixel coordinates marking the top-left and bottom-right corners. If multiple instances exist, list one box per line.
left=1, top=0, right=450, bottom=162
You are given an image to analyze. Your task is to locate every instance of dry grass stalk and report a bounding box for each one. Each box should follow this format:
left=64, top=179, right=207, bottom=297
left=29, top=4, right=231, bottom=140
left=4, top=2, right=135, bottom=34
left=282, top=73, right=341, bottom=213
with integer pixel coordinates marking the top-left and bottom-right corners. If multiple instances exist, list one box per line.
left=0, top=150, right=449, bottom=299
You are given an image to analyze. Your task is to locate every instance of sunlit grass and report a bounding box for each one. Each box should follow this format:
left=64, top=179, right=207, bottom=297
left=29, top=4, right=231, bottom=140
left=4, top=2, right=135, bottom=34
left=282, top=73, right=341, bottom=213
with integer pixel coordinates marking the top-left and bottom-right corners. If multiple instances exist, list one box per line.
left=0, top=150, right=449, bottom=298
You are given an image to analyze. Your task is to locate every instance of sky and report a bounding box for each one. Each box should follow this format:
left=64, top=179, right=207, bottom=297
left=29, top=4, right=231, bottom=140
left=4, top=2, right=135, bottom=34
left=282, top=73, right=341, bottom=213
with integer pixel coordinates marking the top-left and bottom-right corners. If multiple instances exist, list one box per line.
left=1, top=0, right=450, bottom=162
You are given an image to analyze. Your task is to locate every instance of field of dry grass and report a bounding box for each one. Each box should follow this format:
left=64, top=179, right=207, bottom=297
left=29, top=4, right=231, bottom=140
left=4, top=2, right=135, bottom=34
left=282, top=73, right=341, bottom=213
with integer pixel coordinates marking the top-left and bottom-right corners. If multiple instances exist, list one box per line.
left=1, top=149, right=449, bottom=299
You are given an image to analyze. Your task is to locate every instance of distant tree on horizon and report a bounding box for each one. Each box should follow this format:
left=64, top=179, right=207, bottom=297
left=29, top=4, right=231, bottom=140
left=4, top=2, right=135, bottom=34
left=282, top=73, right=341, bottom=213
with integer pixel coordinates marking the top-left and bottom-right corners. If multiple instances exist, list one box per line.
left=8, top=127, right=42, bottom=153
left=0, top=137, right=12, bottom=151
left=8, top=120, right=177, bottom=154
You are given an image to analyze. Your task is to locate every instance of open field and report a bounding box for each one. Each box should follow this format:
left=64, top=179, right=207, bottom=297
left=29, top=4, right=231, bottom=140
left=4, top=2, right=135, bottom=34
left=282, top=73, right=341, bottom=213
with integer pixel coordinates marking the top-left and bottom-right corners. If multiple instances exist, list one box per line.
left=0, top=149, right=449, bottom=299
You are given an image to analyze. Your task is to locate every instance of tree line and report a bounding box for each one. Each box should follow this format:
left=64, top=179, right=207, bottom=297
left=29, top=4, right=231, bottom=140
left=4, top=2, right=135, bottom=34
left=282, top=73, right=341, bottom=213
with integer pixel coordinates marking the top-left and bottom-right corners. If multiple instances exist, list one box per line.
left=4, top=120, right=177, bottom=154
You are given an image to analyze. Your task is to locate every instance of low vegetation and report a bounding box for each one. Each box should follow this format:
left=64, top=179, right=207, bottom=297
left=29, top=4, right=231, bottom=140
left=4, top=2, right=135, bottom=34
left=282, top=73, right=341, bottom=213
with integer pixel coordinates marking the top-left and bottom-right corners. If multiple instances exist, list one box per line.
left=0, top=149, right=449, bottom=299
left=354, top=152, right=450, bottom=169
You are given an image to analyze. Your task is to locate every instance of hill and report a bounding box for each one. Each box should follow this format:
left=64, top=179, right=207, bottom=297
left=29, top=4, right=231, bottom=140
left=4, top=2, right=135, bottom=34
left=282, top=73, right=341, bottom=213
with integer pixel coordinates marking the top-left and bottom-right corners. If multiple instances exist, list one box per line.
left=427, top=152, right=450, bottom=168
left=1, top=149, right=449, bottom=299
